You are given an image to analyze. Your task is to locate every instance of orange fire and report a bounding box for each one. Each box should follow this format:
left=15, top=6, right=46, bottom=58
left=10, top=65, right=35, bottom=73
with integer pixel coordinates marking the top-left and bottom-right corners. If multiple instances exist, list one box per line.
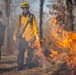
left=49, top=50, right=58, bottom=58
left=49, top=18, right=76, bottom=70
left=31, top=40, right=41, bottom=50
left=31, top=39, right=46, bottom=62
left=30, top=17, right=76, bottom=71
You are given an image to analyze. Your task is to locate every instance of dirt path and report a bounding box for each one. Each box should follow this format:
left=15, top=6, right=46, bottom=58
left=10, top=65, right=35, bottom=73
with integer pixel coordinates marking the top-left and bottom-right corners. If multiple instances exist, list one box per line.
left=0, top=54, right=73, bottom=75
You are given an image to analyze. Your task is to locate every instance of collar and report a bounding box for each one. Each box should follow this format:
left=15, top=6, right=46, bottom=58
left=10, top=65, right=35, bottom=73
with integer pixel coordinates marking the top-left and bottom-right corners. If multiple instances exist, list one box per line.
left=22, top=11, right=30, bottom=17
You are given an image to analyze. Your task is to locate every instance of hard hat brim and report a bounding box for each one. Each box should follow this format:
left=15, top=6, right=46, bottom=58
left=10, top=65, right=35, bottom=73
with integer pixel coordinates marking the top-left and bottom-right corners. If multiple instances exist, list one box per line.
left=21, top=6, right=30, bottom=8
left=21, top=4, right=30, bottom=8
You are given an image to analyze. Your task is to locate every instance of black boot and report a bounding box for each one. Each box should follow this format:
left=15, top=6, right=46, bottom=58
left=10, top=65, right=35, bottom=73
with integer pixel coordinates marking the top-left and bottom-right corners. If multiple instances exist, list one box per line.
left=17, top=64, right=24, bottom=71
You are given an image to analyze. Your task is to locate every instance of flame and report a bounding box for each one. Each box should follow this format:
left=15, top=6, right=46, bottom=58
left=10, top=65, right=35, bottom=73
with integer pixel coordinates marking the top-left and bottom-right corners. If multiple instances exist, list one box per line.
left=50, top=18, right=57, bottom=24
left=29, top=17, right=76, bottom=71
left=50, top=50, right=58, bottom=58
left=49, top=50, right=59, bottom=62
left=31, top=40, right=41, bottom=50
left=48, top=18, right=76, bottom=70
left=31, top=39, right=46, bottom=62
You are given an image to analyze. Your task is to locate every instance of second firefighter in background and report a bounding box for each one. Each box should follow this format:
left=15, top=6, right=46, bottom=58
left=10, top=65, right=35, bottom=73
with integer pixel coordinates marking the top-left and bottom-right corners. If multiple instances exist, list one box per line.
left=13, top=1, right=39, bottom=70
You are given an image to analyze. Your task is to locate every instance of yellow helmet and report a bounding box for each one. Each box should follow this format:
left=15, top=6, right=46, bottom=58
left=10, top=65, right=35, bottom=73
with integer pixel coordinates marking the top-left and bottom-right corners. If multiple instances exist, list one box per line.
left=21, top=1, right=30, bottom=8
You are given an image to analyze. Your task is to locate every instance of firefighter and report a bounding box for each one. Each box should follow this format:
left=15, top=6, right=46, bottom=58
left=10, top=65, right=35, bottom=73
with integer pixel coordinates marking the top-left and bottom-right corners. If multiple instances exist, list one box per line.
left=0, top=11, right=6, bottom=59
left=13, top=1, right=39, bottom=70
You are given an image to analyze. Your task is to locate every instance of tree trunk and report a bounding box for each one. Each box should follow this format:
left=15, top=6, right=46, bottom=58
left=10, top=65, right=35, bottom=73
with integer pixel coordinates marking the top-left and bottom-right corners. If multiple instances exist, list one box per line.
left=0, top=45, right=1, bottom=59
left=4, top=0, right=11, bottom=50
left=67, top=0, right=74, bottom=31
left=39, top=0, right=44, bottom=46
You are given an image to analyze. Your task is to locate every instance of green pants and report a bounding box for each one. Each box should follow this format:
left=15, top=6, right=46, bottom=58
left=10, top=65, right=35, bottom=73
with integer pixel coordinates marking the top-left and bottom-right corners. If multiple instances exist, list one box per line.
left=17, top=38, right=34, bottom=68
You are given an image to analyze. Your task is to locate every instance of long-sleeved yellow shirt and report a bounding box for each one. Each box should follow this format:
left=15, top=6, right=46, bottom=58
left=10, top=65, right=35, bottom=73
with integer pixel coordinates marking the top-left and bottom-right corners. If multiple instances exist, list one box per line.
left=15, top=13, right=38, bottom=42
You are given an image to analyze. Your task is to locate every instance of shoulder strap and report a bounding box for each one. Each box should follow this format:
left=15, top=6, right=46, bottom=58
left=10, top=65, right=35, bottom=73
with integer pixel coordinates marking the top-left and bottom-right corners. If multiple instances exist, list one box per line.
left=19, top=15, right=22, bottom=26
left=28, top=13, right=34, bottom=25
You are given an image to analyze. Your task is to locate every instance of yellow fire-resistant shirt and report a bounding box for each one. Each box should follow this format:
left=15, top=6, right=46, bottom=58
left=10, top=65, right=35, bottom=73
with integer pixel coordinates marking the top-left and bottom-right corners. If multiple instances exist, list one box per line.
left=15, top=14, right=38, bottom=42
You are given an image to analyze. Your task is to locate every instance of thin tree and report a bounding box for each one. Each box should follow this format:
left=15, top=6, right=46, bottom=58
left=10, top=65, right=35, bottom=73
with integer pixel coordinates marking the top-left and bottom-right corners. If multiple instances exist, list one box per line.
left=39, top=0, right=44, bottom=46
left=4, top=0, right=11, bottom=49
left=66, top=0, right=75, bottom=31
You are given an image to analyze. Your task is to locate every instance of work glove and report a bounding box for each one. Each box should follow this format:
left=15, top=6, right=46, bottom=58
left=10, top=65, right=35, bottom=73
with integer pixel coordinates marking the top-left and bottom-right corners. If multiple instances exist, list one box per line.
left=13, top=34, right=17, bottom=42
left=36, top=36, right=39, bottom=41
left=34, top=36, right=40, bottom=49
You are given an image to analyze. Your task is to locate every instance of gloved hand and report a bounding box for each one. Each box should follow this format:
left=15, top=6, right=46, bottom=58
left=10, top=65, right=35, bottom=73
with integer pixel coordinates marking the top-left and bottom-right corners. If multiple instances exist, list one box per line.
left=13, top=34, right=17, bottom=42
left=32, top=36, right=40, bottom=49
left=36, top=36, right=39, bottom=41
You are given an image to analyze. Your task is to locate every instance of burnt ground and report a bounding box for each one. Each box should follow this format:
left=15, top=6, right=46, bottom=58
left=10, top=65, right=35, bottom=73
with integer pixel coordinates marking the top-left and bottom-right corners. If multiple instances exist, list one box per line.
left=0, top=53, right=75, bottom=75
